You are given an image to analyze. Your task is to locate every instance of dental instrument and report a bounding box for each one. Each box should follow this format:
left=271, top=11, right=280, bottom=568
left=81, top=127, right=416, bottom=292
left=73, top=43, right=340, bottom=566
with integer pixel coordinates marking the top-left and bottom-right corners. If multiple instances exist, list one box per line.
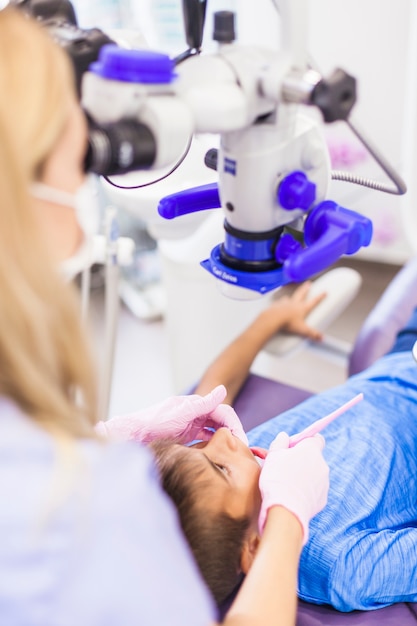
left=288, top=392, right=363, bottom=447
left=250, top=392, right=363, bottom=464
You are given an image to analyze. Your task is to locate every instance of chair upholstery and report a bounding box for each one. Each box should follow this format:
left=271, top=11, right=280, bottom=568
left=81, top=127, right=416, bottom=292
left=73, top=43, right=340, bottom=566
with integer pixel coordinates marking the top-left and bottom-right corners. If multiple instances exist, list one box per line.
left=233, top=373, right=314, bottom=432
left=297, top=600, right=417, bottom=625
left=349, top=255, right=417, bottom=376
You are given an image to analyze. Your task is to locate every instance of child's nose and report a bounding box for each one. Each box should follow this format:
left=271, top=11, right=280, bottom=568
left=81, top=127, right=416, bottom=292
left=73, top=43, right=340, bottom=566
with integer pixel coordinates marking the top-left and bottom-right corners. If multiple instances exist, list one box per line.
left=212, top=427, right=238, bottom=451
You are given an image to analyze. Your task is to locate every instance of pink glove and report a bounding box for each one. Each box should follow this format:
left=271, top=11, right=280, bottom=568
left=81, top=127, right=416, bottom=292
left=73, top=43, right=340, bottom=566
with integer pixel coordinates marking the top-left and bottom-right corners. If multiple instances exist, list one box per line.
left=95, top=384, right=248, bottom=445
left=258, top=432, right=329, bottom=544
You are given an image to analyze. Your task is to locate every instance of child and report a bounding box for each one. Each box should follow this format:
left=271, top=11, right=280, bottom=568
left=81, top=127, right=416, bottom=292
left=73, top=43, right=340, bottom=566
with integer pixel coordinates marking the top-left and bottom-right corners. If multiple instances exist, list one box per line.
left=151, top=289, right=417, bottom=613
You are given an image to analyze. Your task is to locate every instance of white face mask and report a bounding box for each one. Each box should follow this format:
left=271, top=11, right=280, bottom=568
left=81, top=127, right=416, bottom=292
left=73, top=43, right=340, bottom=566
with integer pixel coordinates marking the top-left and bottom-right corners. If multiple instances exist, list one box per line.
left=31, top=175, right=101, bottom=279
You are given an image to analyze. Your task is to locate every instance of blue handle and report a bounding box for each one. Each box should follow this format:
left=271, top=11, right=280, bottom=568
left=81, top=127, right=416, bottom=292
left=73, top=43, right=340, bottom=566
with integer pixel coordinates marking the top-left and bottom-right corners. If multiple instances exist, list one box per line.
left=158, top=183, right=221, bottom=219
left=281, top=201, right=373, bottom=282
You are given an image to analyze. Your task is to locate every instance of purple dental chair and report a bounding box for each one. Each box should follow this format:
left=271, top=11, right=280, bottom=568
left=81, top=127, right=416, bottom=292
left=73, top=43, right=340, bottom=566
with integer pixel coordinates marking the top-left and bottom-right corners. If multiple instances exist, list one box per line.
left=227, top=255, right=417, bottom=626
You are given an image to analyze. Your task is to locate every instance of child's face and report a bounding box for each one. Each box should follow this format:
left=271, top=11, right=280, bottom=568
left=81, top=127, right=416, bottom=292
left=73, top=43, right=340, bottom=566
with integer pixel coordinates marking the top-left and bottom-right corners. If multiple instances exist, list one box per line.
left=183, top=427, right=263, bottom=526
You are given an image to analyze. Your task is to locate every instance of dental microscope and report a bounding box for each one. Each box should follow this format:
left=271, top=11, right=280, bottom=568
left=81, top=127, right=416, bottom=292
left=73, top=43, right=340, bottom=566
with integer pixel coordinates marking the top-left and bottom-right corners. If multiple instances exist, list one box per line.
left=12, top=0, right=408, bottom=412
left=13, top=0, right=407, bottom=298
left=81, top=1, right=406, bottom=299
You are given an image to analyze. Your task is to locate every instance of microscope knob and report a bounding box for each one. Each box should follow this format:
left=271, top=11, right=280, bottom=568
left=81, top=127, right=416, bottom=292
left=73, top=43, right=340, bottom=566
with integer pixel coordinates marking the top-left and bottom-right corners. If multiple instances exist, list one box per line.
left=204, top=148, right=218, bottom=171
left=278, top=171, right=316, bottom=211
left=311, top=68, right=356, bottom=123
left=213, top=11, right=236, bottom=44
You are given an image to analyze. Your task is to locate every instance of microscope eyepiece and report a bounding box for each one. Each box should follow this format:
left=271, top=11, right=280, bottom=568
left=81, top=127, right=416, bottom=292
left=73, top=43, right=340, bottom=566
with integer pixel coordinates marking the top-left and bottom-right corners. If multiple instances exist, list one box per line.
left=85, top=119, right=157, bottom=176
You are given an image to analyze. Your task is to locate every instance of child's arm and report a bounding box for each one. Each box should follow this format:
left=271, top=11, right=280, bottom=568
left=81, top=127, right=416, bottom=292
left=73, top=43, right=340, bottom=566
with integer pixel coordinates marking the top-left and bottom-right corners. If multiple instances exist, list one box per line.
left=195, top=281, right=326, bottom=405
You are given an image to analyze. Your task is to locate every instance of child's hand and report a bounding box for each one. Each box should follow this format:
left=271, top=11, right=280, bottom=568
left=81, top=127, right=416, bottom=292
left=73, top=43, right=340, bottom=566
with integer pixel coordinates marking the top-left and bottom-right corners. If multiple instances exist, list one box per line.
left=262, top=281, right=326, bottom=341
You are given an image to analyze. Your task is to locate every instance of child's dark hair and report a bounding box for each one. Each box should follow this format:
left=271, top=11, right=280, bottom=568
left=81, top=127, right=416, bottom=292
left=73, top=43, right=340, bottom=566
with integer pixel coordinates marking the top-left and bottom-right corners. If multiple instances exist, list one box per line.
left=150, top=440, right=250, bottom=606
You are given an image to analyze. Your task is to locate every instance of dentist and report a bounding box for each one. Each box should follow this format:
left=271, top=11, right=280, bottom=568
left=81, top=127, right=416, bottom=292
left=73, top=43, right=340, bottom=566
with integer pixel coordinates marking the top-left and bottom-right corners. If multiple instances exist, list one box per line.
left=0, top=8, right=329, bottom=626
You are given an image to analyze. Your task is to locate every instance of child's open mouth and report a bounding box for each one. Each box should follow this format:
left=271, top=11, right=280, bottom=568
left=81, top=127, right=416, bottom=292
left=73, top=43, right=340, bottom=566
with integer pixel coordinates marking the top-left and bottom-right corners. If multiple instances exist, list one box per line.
left=249, top=447, right=268, bottom=460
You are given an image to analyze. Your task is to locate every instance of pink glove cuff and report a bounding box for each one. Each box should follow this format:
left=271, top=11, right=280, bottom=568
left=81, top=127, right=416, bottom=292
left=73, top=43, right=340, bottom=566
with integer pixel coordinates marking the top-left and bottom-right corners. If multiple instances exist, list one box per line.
left=259, top=485, right=312, bottom=544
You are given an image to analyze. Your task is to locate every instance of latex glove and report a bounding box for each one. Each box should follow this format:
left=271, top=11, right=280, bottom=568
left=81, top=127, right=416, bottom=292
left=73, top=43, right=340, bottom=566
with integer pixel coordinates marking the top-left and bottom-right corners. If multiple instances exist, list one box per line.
left=95, top=384, right=248, bottom=445
left=258, top=432, right=329, bottom=544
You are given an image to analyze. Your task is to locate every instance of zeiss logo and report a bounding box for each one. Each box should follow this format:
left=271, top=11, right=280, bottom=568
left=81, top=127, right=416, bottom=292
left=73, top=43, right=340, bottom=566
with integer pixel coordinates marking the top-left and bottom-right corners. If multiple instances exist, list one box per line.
left=224, top=158, right=237, bottom=175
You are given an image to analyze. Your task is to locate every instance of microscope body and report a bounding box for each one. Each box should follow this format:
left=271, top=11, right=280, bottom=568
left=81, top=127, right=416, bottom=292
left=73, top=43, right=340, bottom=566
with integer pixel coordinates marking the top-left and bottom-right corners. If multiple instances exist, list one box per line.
left=14, top=0, right=410, bottom=297
left=154, top=29, right=370, bottom=296
left=21, top=0, right=373, bottom=297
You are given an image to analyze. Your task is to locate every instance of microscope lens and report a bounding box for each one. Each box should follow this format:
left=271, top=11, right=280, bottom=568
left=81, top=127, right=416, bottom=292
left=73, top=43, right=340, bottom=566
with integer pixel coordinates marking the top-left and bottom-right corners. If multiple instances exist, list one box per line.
left=85, top=120, right=157, bottom=176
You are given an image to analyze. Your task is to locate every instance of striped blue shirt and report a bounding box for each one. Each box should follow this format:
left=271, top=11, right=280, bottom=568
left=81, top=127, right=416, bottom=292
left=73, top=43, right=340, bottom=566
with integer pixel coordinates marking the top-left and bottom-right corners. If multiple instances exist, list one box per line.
left=247, top=351, right=417, bottom=612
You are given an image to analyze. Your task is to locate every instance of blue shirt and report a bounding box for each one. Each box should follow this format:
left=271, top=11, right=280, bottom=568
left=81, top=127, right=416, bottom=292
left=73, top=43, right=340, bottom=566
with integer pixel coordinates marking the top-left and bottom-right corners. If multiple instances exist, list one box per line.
left=247, top=351, right=417, bottom=612
left=0, top=399, right=215, bottom=625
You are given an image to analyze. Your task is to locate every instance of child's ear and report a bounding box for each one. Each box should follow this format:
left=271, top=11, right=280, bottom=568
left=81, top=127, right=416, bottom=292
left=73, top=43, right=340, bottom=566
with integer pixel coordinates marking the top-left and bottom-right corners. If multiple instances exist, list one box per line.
left=240, top=530, right=260, bottom=574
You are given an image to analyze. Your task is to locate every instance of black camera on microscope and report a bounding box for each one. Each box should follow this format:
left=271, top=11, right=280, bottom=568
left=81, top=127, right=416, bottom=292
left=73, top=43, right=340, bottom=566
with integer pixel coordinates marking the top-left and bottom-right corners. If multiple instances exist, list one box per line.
left=11, top=0, right=157, bottom=177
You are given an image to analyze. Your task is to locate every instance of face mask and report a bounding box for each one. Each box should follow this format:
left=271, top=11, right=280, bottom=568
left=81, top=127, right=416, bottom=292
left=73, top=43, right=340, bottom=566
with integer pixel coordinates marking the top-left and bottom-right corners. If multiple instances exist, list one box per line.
left=31, top=175, right=101, bottom=279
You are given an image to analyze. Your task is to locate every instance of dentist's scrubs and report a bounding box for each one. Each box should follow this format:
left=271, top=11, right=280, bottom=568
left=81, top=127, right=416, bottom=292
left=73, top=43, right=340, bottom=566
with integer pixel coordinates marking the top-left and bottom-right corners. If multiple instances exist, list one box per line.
left=248, top=350, right=417, bottom=612
left=0, top=399, right=215, bottom=626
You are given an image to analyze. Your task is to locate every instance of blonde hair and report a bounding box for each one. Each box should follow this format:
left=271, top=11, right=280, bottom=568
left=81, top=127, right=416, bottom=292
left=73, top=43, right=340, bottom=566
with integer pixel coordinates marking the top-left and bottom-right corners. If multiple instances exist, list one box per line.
left=0, top=8, right=98, bottom=438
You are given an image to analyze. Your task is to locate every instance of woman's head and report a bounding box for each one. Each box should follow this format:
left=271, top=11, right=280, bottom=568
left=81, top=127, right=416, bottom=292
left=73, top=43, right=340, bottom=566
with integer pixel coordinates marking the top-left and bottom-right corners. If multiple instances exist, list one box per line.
left=151, top=428, right=263, bottom=606
left=0, top=6, right=87, bottom=262
left=0, top=8, right=97, bottom=437
left=0, top=7, right=75, bottom=167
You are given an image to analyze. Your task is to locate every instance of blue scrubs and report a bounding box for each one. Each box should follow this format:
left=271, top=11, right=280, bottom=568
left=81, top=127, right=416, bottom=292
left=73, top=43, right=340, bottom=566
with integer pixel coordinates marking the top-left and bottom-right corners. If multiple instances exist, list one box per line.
left=248, top=341, right=417, bottom=611
left=0, top=399, right=215, bottom=625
